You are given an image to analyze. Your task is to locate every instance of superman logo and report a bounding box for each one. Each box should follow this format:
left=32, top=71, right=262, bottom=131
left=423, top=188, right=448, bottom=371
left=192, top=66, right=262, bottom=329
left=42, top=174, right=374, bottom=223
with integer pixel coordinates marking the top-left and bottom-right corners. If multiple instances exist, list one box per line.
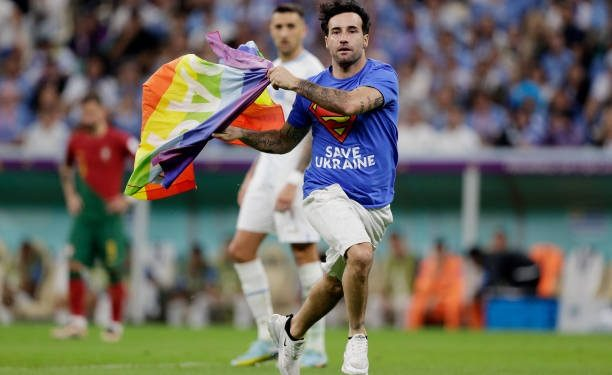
left=309, top=103, right=356, bottom=143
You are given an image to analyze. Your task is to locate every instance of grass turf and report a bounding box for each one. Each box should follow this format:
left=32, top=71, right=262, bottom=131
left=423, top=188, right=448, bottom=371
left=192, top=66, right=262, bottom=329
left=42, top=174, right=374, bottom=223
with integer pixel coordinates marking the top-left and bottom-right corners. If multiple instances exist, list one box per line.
left=0, top=324, right=611, bottom=374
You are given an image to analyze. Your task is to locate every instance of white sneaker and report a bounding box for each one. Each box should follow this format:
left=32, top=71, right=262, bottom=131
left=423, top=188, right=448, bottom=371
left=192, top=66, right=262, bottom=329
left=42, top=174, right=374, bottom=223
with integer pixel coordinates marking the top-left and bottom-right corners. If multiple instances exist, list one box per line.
left=51, top=316, right=88, bottom=340
left=268, top=314, right=304, bottom=375
left=341, top=334, right=368, bottom=375
left=100, top=322, right=124, bottom=343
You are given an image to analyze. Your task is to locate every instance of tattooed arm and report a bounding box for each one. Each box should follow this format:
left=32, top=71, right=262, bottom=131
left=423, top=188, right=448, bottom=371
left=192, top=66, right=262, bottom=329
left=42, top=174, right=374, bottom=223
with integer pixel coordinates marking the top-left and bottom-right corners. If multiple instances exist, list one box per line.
left=296, top=81, right=383, bottom=116
left=213, top=122, right=310, bottom=154
left=268, top=66, right=384, bottom=115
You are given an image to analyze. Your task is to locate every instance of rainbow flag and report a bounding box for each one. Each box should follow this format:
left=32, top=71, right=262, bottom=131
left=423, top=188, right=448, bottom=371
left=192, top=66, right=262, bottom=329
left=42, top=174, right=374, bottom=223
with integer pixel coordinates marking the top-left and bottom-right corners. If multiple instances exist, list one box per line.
left=124, top=32, right=284, bottom=200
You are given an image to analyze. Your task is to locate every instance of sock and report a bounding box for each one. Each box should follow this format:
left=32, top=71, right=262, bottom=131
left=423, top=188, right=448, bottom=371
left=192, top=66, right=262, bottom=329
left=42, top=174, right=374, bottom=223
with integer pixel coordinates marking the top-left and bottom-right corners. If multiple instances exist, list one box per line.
left=108, top=282, right=125, bottom=323
left=298, top=262, right=326, bottom=353
left=69, top=275, right=86, bottom=318
left=234, top=259, right=273, bottom=341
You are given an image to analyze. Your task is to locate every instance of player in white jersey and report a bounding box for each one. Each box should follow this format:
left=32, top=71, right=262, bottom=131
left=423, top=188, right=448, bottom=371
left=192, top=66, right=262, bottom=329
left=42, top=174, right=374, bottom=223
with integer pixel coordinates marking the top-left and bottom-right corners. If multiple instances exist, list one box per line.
left=229, top=3, right=327, bottom=368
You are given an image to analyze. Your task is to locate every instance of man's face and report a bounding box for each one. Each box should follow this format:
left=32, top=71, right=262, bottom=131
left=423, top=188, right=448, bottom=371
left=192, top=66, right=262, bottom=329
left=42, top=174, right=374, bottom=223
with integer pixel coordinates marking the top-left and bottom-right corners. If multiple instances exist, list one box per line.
left=269, top=12, right=305, bottom=58
left=80, top=100, right=105, bottom=129
left=325, top=12, right=368, bottom=67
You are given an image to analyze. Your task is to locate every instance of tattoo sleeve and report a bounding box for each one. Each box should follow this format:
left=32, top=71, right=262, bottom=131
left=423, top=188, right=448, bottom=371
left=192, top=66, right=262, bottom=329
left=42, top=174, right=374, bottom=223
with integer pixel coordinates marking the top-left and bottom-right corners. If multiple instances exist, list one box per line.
left=296, top=80, right=384, bottom=115
left=240, top=123, right=310, bottom=154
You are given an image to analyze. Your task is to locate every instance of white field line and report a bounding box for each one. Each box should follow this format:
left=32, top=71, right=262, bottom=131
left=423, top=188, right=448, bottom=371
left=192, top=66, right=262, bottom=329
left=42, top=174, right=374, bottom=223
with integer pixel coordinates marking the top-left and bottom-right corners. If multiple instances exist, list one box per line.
left=0, top=361, right=209, bottom=371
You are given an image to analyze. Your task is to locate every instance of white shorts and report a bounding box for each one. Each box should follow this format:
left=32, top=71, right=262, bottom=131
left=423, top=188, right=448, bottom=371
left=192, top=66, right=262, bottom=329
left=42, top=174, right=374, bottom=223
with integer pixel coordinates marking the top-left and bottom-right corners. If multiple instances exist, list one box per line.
left=303, top=184, right=393, bottom=279
left=237, top=183, right=320, bottom=244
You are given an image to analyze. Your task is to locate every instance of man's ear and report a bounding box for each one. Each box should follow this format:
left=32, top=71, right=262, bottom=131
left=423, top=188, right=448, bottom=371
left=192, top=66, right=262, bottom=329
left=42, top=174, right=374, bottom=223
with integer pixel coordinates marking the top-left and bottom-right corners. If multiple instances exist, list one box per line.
left=363, top=34, right=369, bottom=49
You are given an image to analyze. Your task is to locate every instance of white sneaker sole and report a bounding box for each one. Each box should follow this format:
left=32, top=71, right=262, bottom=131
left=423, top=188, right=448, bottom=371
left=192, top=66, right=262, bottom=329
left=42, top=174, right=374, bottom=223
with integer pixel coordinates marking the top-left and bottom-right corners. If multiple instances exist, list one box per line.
left=341, top=362, right=369, bottom=375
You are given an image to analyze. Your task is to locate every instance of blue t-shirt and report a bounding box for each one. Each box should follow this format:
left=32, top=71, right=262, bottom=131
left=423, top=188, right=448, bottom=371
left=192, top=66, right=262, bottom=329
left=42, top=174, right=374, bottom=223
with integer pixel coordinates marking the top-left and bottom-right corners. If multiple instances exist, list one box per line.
left=288, top=59, right=399, bottom=208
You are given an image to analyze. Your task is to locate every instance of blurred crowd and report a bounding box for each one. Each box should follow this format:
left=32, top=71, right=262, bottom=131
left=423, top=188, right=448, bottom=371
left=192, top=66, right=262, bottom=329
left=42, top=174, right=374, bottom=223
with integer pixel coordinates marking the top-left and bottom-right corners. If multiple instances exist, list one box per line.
left=0, top=235, right=320, bottom=328
left=3, top=229, right=611, bottom=331
left=1, top=0, right=612, bottom=161
left=2, top=0, right=612, bottom=331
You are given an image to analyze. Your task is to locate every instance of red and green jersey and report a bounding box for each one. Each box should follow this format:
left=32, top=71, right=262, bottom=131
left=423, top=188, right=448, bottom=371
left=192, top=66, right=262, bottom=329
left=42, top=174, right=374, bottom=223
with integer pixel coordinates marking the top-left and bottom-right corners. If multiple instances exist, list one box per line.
left=66, top=126, right=136, bottom=216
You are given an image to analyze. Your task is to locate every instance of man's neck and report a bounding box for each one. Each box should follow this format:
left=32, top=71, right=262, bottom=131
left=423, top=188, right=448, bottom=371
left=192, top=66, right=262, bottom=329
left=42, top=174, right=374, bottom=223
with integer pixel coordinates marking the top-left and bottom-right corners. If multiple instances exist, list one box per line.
left=331, top=55, right=367, bottom=79
left=279, top=46, right=304, bottom=63
left=92, top=122, right=108, bottom=137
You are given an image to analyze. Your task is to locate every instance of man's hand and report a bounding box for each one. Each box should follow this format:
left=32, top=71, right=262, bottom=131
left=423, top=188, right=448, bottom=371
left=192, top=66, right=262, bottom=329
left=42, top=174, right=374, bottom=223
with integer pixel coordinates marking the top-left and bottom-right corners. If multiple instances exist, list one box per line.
left=66, top=193, right=83, bottom=216
left=106, top=195, right=130, bottom=214
left=212, top=126, right=245, bottom=142
left=275, top=183, right=298, bottom=212
left=267, top=66, right=301, bottom=91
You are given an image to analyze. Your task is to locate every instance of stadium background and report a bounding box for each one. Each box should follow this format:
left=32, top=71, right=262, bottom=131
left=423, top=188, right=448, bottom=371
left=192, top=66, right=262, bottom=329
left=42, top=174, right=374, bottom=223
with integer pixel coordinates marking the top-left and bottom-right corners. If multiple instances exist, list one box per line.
left=1, top=0, right=612, bottom=361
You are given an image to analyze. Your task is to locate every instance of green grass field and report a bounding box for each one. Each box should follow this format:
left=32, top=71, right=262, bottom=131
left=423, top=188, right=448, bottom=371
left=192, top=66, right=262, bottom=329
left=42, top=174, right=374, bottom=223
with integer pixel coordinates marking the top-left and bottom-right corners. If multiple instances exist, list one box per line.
left=0, top=324, right=611, bottom=374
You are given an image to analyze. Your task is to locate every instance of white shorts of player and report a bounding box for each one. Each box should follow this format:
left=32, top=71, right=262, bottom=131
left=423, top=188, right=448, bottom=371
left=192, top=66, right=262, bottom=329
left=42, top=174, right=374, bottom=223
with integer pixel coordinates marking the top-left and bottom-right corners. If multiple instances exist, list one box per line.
left=303, top=183, right=393, bottom=279
left=237, top=180, right=320, bottom=244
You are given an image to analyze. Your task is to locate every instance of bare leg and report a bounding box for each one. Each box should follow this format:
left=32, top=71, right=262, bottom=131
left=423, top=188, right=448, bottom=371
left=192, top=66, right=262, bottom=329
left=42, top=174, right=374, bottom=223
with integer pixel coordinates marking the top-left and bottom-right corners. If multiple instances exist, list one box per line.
left=228, top=230, right=267, bottom=263
left=291, top=242, right=327, bottom=358
left=290, top=242, right=319, bottom=265
left=289, top=274, right=343, bottom=338
left=342, top=242, right=373, bottom=336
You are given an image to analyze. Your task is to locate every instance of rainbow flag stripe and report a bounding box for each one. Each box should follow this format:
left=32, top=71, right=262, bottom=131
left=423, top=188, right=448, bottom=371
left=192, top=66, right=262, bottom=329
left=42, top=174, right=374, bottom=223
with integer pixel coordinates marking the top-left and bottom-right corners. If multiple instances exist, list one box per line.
left=125, top=32, right=284, bottom=200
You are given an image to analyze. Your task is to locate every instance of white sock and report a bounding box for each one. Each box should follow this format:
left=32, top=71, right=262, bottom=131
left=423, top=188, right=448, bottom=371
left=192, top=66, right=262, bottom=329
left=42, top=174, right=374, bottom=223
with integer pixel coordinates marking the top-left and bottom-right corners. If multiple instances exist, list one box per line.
left=234, top=259, right=273, bottom=341
left=298, top=261, right=326, bottom=354
left=71, top=315, right=87, bottom=329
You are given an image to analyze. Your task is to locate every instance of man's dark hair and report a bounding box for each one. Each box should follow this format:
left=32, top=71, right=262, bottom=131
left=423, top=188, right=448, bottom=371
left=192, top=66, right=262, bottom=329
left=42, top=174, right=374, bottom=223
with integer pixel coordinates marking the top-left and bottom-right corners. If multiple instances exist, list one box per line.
left=319, top=0, right=370, bottom=35
left=81, top=92, right=102, bottom=105
left=274, top=3, right=305, bottom=19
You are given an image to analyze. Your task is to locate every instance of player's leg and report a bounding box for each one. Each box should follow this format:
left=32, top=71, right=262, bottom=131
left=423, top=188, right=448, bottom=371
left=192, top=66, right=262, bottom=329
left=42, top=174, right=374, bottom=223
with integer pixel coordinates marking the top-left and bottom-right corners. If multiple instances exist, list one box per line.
left=296, top=184, right=391, bottom=375
left=229, top=230, right=269, bottom=337
left=343, top=242, right=374, bottom=336
left=268, top=274, right=343, bottom=375
left=230, top=181, right=279, bottom=366
left=287, top=273, right=344, bottom=337
left=52, top=218, right=93, bottom=339
left=340, top=242, right=375, bottom=375
left=290, top=242, right=327, bottom=367
left=99, top=216, right=127, bottom=343
left=229, top=229, right=277, bottom=366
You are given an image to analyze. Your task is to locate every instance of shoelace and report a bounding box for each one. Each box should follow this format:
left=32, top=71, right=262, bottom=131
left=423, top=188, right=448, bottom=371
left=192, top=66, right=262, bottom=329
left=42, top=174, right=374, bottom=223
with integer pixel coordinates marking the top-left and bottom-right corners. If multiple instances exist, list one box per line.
left=348, top=335, right=368, bottom=359
left=285, top=339, right=304, bottom=360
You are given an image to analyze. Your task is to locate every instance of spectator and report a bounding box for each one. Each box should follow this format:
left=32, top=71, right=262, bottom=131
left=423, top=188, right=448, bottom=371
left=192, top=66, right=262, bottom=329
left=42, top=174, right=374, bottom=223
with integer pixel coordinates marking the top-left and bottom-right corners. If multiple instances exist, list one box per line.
left=408, top=238, right=464, bottom=330
left=463, top=247, right=485, bottom=329
left=508, top=62, right=550, bottom=111
left=545, top=110, right=586, bottom=146
left=167, top=243, right=219, bottom=329
left=428, top=85, right=456, bottom=130
left=21, top=82, right=69, bottom=160
left=62, top=54, right=118, bottom=118
left=398, top=48, right=433, bottom=107
left=483, top=230, right=540, bottom=296
left=466, top=90, right=509, bottom=145
left=0, top=2, right=611, bottom=156
left=111, top=60, right=142, bottom=137
left=0, top=80, right=31, bottom=144
left=397, top=104, right=436, bottom=156
left=437, top=105, right=482, bottom=154
left=598, top=105, right=612, bottom=151
left=9, top=240, right=59, bottom=320
left=502, top=99, right=547, bottom=147
left=540, top=32, right=574, bottom=90
left=381, top=233, right=417, bottom=329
